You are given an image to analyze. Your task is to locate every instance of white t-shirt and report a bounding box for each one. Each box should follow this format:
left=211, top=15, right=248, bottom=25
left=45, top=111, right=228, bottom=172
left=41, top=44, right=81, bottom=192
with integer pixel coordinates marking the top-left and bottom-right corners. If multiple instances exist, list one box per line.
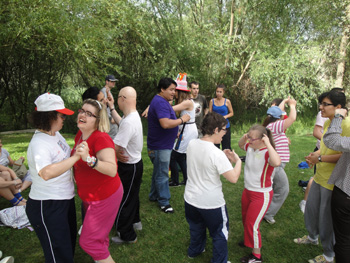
left=244, top=144, right=274, bottom=192
left=113, top=111, right=143, bottom=164
left=184, top=139, right=233, bottom=209
left=27, top=131, right=75, bottom=200
left=315, top=111, right=328, bottom=149
left=0, top=148, right=10, bottom=167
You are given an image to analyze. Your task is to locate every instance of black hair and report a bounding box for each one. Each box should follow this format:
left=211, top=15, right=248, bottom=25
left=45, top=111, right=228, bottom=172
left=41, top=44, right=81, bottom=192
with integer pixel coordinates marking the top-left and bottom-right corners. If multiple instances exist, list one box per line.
left=318, top=90, right=346, bottom=108
left=331, top=87, right=344, bottom=93
left=201, top=112, right=227, bottom=136
left=249, top=124, right=276, bottom=149
left=189, top=81, right=199, bottom=88
left=157, top=78, right=177, bottom=93
left=82, top=86, right=100, bottom=101
left=30, top=111, right=58, bottom=131
left=271, top=98, right=283, bottom=106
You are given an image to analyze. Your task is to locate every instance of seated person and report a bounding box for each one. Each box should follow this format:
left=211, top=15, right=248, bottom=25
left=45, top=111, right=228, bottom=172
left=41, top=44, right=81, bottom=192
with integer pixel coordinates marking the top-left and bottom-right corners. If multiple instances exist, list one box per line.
left=0, top=166, right=26, bottom=206
left=0, top=138, right=32, bottom=192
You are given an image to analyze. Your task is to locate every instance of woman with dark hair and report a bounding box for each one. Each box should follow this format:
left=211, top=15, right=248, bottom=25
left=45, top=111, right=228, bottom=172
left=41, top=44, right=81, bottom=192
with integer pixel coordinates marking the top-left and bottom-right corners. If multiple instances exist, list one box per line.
left=169, top=84, right=198, bottom=186
left=73, top=99, right=123, bottom=263
left=82, top=86, right=106, bottom=104
left=261, top=98, right=297, bottom=224
left=26, top=93, right=77, bottom=263
left=184, top=112, right=241, bottom=263
left=209, top=84, right=234, bottom=150
left=294, top=90, right=350, bottom=263
left=238, top=124, right=280, bottom=263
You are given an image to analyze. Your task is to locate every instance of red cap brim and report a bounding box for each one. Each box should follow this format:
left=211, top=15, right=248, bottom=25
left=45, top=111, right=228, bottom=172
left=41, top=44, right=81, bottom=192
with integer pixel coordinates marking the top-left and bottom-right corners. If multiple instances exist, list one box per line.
left=56, top=108, right=74, bottom=115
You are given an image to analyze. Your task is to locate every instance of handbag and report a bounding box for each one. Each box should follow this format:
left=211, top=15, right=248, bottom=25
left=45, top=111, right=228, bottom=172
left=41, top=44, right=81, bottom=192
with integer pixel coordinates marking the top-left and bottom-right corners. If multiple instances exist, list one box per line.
left=12, top=159, right=28, bottom=179
left=175, top=122, right=187, bottom=150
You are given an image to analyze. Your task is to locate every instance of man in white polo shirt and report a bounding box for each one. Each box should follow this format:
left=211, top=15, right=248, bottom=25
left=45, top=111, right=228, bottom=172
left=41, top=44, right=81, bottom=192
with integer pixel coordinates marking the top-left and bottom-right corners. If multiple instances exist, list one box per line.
left=111, top=86, right=143, bottom=244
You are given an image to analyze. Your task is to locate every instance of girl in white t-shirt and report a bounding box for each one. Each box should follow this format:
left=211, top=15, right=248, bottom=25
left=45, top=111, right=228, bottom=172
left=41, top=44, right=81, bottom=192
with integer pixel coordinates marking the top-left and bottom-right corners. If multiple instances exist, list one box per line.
left=238, top=125, right=281, bottom=263
left=185, top=112, right=241, bottom=263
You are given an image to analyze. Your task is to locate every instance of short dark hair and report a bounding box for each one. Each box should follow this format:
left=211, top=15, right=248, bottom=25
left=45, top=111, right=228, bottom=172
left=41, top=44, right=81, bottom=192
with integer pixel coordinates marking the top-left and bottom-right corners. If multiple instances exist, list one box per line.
left=189, top=81, right=199, bottom=88
left=318, top=90, right=346, bottom=108
left=30, top=111, right=58, bottom=131
left=82, top=87, right=100, bottom=101
left=201, top=112, right=227, bottom=136
left=271, top=98, right=283, bottom=106
left=157, top=78, right=177, bottom=93
left=331, top=87, right=344, bottom=93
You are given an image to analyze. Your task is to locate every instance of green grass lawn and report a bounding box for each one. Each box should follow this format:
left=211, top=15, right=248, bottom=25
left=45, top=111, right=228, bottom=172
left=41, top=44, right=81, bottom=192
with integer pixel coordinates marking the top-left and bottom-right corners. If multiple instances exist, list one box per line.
left=0, top=132, right=323, bottom=262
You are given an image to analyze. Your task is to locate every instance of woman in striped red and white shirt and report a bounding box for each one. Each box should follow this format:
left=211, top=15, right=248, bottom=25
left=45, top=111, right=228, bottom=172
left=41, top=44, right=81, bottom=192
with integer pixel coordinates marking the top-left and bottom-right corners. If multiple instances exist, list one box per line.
left=262, top=98, right=297, bottom=224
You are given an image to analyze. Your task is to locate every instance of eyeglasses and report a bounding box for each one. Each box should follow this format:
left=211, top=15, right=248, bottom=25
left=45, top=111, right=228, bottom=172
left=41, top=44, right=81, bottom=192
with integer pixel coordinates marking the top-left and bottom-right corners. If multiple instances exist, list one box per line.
left=319, top=102, right=334, bottom=107
left=78, top=108, right=98, bottom=118
left=221, top=127, right=227, bottom=133
left=59, top=114, right=66, bottom=120
left=118, top=95, right=127, bottom=99
left=247, top=136, right=260, bottom=142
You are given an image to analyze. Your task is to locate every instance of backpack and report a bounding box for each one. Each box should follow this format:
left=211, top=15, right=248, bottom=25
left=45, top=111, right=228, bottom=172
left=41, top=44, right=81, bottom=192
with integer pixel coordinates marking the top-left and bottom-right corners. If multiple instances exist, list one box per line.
left=0, top=205, right=30, bottom=229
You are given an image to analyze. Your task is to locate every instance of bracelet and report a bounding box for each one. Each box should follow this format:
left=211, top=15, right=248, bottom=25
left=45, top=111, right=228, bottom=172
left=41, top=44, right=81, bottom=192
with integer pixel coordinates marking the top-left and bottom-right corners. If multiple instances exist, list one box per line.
left=86, top=155, right=97, bottom=168
left=179, top=117, right=183, bottom=124
left=110, top=108, right=115, bottom=112
left=91, top=158, right=98, bottom=169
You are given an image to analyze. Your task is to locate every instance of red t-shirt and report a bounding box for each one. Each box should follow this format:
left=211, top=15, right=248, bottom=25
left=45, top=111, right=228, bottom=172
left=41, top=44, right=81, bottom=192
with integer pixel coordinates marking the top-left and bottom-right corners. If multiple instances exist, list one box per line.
left=73, top=130, right=121, bottom=201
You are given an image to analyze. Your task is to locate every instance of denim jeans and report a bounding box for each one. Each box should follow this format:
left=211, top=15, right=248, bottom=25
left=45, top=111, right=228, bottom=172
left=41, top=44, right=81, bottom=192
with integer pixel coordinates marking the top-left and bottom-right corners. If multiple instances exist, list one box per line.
left=148, top=149, right=172, bottom=207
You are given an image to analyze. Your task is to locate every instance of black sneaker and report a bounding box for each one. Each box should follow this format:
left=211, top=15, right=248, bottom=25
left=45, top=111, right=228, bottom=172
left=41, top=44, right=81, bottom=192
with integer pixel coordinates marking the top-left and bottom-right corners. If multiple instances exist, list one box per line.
left=169, top=182, right=180, bottom=187
left=240, top=253, right=263, bottom=263
left=179, top=181, right=186, bottom=185
left=160, top=204, right=174, bottom=213
left=238, top=240, right=246, bottom=247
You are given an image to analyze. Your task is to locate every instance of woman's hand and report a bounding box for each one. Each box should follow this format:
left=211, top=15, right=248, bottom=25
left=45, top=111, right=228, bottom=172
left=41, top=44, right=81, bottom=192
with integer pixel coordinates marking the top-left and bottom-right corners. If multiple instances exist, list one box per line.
left=224, top=149, right=241, bottom=164
left=76, top=141, right=90, bottom=162
left=261, top=134, right=271, bottom=147
left=305, top=152, right=318, bottom=168
left=13, top=178, right=23, bottom=189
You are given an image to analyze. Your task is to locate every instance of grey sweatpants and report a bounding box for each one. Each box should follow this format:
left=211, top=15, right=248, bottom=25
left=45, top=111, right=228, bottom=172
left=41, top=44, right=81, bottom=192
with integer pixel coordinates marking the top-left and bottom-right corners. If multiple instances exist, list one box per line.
left=305, top=180, right=335, bottom=258
left=264, top=162, right=289, bottom=220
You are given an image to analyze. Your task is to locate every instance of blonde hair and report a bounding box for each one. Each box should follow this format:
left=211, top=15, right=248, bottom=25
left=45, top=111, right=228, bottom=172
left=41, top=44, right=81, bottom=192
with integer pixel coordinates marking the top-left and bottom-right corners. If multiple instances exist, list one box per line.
left=83, top=99, right=110, bottom=133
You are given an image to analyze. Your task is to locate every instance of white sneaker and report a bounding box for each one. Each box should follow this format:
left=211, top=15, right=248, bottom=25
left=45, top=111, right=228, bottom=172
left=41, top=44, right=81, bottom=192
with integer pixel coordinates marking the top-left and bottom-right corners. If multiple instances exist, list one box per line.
left=133, top=221, right=142, bottom=231
left=0, top=256, right=15, bottom=263
left=299, top=200, right=306, bottom=214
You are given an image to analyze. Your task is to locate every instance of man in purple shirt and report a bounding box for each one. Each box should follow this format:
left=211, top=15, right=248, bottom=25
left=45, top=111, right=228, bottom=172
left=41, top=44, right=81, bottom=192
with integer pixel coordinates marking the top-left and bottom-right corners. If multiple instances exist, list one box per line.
left=147, top=78, right=190, bottom=213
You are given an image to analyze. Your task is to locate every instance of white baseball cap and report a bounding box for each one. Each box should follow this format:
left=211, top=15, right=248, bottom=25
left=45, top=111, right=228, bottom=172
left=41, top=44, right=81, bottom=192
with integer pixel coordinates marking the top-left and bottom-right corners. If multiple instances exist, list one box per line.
left=35, top=93, right=74, bottom=115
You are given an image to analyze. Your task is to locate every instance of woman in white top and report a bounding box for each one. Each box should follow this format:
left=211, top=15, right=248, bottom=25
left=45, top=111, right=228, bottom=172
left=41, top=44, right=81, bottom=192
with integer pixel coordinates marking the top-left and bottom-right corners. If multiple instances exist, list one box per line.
left=26, top=93, right=80, bottom=263
left=184, top=112, right=241, bottom=263
left=169, top=85, right=198, bottom=186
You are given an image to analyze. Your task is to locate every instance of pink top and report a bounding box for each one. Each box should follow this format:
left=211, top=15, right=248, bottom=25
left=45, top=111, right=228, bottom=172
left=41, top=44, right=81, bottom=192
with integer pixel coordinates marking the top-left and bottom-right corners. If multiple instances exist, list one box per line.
left=73, top=130, right=121, bottom=201
left=267, top=120, right=290, bottom=163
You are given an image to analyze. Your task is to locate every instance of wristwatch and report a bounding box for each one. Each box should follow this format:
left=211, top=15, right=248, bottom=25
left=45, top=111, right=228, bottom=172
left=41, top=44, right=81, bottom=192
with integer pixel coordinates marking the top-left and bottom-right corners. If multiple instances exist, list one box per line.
left=86, top=155, right=92, bottom=163
left=334, top=113, right=345, bottom=119
left=318, top=155, right=322, bottom=162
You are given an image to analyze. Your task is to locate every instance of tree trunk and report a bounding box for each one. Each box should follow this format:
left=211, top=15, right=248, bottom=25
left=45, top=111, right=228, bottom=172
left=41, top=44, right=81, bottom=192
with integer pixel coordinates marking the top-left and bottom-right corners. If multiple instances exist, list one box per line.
left=334, top=3, right=350, bottom=89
